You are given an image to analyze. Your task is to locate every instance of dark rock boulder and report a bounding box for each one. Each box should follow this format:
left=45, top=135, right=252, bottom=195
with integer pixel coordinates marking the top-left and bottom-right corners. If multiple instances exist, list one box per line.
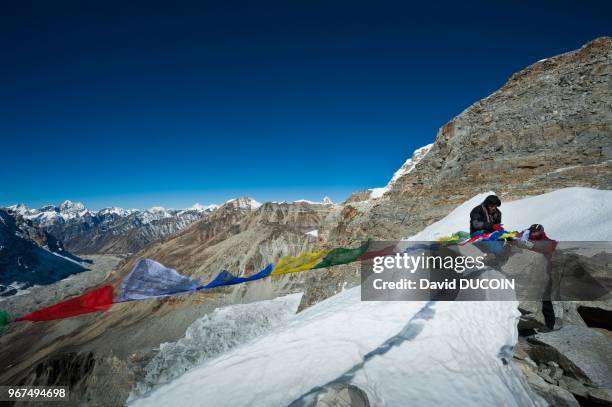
left=527, top=325, right=612, bottom=390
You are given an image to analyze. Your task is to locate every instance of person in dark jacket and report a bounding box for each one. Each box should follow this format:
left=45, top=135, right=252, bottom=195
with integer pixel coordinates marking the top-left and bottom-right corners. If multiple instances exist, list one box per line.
left=469, top=195, right=502, bottom=236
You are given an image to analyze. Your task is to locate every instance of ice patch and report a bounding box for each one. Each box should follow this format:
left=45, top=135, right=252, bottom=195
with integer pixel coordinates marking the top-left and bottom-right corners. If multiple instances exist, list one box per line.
left=369, top=187, right=388, bottom=199
left=306, top=229, right=319, bottom=238
left=129, top=293, right=303, bottom=400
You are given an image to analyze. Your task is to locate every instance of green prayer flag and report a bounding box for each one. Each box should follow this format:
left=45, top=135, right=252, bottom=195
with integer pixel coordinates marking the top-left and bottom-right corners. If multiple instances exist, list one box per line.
left=313, top=241, right=370, bottom=269
left=0, top=310, right=12, bottom=330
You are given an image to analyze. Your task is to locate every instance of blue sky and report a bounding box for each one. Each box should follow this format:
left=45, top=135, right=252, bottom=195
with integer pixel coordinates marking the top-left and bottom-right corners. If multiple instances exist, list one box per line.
left=1, top=1, right=610, bottom=210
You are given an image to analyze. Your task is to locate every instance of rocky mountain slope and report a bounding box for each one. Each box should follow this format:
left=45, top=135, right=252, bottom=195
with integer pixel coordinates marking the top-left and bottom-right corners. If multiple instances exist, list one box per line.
left=6, top=200, right=220, bottom=255
left=0, top=209, right=88, bottom=297
left=117, top=197, right=335, bottom=281
left=333, top=36, right=612, bottom=243
left=0, top=37, right=610, bottom=406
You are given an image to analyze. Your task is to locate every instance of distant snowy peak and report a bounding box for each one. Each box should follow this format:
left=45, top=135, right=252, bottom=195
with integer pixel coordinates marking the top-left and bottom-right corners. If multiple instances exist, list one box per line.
left=225, top=197, right=262, bottom=210
left=174, top=203, right=219, bottom=218
left=137, top=208, right=172, bottom=224
left=98, top=207, right=137, bottom=217
left=294, top=196, right=334, bottom=205
left=7, top=200, right=93, bottom=226
left=139, top=204, right=218, bottom=224
left=59, top=200, right=86, bottom=213
left=369, top=143, right=433, bottom=200
left=6, top=203, right=37, bottom=217
left=147, top=206, right=170, bottom=215
left=190, top=203, right=220, bottom=212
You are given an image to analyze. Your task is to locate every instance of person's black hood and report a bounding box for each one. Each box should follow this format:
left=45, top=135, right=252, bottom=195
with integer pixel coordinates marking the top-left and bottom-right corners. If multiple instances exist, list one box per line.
left=483, top=195, right=501, bottom=207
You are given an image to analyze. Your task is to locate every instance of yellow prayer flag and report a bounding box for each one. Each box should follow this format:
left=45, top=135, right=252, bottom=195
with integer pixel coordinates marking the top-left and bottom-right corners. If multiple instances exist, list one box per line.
left=271, top=250, right=330, bottom=275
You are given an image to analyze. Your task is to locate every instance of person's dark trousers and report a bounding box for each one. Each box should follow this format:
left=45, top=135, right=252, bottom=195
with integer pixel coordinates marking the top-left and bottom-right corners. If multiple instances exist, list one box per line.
left=542, top=300, right=555, bottom=330
left=542, top=253, right=556, bottom=330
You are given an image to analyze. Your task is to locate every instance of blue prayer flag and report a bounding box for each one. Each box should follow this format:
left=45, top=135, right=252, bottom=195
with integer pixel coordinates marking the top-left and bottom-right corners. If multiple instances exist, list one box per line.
left=199, top=264, right=274, bottom=290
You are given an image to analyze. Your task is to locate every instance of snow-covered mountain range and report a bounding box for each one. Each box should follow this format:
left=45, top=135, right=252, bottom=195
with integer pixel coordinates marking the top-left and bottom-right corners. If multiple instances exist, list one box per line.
left=7, top=200, right=219, bottom=227
left=4, top=200, right=226, bottom=254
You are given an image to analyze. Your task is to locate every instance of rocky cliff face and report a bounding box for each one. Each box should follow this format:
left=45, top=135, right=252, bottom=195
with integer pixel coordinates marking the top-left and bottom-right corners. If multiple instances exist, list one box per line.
left=334, top=37, right=612, bottom=242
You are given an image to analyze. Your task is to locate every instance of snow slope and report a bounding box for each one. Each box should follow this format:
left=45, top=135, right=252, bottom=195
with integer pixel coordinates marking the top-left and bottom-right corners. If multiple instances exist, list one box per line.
left=129, top=187, right=611, bottom=407
left=129, top=289, right=536, bottom=407
left=408, top=187, right=612, bottom=241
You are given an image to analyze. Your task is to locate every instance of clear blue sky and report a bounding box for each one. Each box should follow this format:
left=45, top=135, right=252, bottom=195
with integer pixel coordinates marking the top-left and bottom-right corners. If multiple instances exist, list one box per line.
left=1, top=1, right=609, bottom=209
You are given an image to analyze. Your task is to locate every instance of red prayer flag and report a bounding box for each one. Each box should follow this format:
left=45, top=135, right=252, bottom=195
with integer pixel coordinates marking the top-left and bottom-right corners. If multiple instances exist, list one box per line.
left=16, top=285, right=114, bottom=322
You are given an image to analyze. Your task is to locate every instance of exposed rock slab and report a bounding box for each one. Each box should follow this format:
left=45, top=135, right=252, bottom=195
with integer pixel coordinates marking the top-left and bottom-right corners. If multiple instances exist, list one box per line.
left=314, top=384, right=370, bottom=407
left=528, top=325, right=612, bottom=389
left=515, top=358, right=580, bottom=407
